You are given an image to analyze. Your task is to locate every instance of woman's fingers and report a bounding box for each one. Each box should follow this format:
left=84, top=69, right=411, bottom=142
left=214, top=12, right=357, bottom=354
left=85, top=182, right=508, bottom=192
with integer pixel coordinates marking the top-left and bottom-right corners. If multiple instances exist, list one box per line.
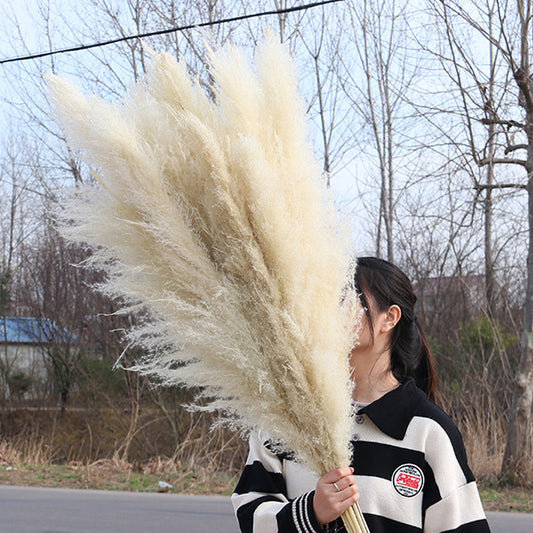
left=331, top=474, right=357, bottom=493
left=321, top=467, right=354, bottom=484
left=338, top=487, right=361, bottom=515
left=338, top=482, right=360, bottom=503
left=314, top=467, right=360, bottom=526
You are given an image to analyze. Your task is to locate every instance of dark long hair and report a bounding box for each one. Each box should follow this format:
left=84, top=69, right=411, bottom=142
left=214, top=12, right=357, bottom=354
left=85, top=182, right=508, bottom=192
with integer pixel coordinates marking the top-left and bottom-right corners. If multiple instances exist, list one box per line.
left=354, top=257, right=437, bottom=402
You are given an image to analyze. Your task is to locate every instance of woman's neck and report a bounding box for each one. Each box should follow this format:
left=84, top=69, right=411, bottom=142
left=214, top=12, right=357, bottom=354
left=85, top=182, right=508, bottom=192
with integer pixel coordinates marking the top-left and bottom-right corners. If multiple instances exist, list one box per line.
left=350, top=348, right=400, bottom=404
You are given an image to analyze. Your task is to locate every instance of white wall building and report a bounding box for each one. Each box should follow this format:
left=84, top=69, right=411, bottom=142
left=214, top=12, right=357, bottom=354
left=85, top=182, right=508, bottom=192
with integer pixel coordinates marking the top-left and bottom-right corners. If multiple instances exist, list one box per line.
left=0, top=317, right=76, bottom=398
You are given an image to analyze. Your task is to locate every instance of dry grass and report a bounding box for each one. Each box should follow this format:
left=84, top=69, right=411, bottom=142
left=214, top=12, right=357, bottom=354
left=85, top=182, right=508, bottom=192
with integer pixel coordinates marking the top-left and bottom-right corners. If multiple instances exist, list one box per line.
left=441, top=383, right=533, bottom=494
left=458, top=398, right=508, bottom=481
left=0, top=402, right=247, bottom=466
left=0, top=435, right=52, bottom=466
left=0, top=410, right=245, bottom=496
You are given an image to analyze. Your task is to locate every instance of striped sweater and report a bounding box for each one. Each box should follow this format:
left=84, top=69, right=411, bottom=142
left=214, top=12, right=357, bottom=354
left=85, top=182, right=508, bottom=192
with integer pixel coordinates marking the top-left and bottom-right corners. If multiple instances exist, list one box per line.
left=232, top=378, right=491, bottom=532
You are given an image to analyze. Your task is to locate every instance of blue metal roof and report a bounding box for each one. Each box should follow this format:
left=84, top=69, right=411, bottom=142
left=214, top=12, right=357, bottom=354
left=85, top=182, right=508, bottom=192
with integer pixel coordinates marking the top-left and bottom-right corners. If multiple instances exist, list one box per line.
left=0, top=317, right=76, bottom=345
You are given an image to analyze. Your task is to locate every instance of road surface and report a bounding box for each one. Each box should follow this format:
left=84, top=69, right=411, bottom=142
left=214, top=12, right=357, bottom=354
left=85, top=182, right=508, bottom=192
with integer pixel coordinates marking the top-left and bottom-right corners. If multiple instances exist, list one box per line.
left=0, top=485, right=529, bottom=532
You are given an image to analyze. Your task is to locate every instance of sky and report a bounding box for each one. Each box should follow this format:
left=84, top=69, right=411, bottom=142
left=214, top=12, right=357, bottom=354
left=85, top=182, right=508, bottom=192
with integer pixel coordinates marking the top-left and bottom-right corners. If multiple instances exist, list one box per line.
left=0, top=0, right=378, bottom=254
left=2, top=0, right=525, bottom=276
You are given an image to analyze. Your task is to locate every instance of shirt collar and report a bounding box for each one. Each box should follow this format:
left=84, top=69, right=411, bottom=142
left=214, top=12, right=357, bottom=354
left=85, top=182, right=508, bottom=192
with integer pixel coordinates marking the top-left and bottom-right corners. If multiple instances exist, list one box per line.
left=357, top=377, right=426, bottom=440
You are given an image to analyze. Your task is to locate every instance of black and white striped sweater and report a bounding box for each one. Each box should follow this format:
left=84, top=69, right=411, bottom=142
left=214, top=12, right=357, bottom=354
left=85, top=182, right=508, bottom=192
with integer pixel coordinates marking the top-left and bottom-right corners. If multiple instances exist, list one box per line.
left=232, top=378, right=491, bottom=533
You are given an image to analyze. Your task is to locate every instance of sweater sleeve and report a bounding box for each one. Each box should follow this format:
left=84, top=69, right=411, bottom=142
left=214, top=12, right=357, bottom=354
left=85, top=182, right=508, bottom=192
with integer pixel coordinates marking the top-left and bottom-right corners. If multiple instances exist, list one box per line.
left=424, top=482, right=491, bottom=533
left=231, top=433, right=323, bottom=533
left=423, top=418, right=491, bottom=533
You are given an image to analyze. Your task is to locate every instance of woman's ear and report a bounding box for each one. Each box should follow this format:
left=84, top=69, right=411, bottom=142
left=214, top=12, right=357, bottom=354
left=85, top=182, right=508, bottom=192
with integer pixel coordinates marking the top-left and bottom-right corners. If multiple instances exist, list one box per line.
left=380, top=304, right=401, bottom=333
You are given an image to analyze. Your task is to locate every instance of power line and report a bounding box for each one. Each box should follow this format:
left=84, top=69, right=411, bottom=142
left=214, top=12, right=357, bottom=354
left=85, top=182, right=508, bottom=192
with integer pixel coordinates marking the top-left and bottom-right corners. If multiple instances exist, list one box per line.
left=0, top=0, right=344, bottom=66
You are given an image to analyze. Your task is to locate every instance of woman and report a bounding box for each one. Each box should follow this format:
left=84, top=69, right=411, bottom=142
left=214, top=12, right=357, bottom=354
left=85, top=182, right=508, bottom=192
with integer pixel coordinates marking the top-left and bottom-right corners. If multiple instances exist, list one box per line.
left=232, top=257, right=491, bottom=532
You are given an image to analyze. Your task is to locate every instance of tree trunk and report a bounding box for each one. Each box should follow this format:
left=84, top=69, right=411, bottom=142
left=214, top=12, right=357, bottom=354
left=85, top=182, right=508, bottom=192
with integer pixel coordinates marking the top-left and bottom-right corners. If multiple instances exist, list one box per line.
left=484, top=153, right=495, bottom=312
left=502, top=62, right=533, bottom=478
left=501, top=162, right=533, bottom=479
left=485, top=12, right=496, bottom=313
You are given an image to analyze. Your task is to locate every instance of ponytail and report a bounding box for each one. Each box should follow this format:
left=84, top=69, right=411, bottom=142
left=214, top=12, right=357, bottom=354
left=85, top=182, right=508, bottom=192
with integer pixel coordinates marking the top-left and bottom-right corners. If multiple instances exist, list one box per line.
left=414, top=323, right=437, bottom=402
left=355, top=257, right=438, bottom=402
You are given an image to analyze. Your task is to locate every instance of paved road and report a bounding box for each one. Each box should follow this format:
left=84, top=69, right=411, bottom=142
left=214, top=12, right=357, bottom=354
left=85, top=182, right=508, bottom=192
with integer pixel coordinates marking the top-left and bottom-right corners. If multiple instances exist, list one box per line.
left=0, top=485, right=529, bottom=532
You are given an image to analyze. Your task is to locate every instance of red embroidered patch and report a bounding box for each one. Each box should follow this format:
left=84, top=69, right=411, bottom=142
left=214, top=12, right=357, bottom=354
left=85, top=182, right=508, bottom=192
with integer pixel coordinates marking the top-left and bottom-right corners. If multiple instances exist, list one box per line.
left=392, top=464, right=424, bottom=497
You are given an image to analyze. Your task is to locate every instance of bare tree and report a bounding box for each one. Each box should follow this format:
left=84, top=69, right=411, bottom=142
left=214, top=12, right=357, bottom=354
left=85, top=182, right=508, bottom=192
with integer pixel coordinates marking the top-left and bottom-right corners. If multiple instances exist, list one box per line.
left=432, top=0, right=533, bottom=480
left=293, top=6, right=355, bottom=186
left=342, top=0, right=424, bottom=262
left=20, top=224, right=88, bottom=410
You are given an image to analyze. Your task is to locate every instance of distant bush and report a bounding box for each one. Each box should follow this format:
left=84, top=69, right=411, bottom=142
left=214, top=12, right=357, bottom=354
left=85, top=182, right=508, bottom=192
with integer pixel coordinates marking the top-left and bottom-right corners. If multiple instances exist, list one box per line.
left=7, top=371, right=33, bottom=400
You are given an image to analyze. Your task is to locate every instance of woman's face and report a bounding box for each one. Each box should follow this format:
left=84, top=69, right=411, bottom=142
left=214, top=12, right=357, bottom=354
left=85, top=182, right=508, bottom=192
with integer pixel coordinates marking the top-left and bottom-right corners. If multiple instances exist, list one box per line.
left=353, top=290, right=399, bottom=355
left=353, top=291, right=377, bottom=353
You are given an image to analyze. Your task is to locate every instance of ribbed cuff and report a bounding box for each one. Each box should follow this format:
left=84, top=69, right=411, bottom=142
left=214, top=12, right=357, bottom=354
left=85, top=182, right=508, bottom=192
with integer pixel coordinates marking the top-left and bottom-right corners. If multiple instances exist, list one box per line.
left=291, top=491, right=322, bottom=533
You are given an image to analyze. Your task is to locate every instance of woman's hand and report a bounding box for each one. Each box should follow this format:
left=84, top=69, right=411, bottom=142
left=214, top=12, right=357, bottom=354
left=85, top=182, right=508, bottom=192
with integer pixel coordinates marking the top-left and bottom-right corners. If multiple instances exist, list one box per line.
left=313, top=467, right=360, bottom=526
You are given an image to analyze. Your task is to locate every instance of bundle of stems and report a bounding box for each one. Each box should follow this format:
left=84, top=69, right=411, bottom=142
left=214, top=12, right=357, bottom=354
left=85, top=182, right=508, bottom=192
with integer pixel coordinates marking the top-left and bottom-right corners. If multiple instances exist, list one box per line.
left=47, top=35, right=368, bottom=533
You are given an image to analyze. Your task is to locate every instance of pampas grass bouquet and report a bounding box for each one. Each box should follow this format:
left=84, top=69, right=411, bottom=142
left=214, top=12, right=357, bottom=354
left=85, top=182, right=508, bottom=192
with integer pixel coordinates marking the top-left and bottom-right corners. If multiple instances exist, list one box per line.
left=46, top=34, right=368, bottom=533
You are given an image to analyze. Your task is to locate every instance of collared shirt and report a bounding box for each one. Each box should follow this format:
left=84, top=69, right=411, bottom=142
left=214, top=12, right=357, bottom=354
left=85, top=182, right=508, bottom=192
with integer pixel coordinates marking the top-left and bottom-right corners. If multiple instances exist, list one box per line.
left=232, top=378, right=491, bottom=533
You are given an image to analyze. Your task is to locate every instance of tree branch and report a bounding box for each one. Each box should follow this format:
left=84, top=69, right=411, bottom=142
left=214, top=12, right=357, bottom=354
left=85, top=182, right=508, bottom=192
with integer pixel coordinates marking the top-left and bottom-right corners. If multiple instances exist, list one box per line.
left=478, top=157, right=527, bottom=167
left=480, top=117, right=525, bottom=129
left=473, top=183, right=527, bottom=191
left=505, top=144, right=529, bottom=154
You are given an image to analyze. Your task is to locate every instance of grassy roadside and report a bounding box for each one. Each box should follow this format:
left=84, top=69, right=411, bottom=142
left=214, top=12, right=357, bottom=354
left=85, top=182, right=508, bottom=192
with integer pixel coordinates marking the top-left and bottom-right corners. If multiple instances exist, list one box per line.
left=0, top=463, right=238, bottom=496
left=0, top=464, right=531, bottom=513
left=479, top=482, right=533, bottom=513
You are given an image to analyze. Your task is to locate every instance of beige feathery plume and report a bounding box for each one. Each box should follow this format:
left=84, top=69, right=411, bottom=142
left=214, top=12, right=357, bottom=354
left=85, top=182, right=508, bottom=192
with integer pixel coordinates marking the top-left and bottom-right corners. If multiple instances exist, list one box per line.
left=47, top=35, right=368, bottom=532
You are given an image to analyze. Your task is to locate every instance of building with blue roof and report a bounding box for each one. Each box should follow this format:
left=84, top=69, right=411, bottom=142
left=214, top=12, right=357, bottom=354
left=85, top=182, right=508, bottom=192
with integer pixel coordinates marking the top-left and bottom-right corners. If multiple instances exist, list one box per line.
left=0, top=317, right=78, bottom=398
left=0, top=317, right=75, bottom=345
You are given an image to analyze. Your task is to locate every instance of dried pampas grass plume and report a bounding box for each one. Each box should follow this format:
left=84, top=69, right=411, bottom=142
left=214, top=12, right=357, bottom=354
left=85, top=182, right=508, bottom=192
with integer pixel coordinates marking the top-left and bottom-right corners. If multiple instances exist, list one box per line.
left=47, top=34, right=367, bottom=532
